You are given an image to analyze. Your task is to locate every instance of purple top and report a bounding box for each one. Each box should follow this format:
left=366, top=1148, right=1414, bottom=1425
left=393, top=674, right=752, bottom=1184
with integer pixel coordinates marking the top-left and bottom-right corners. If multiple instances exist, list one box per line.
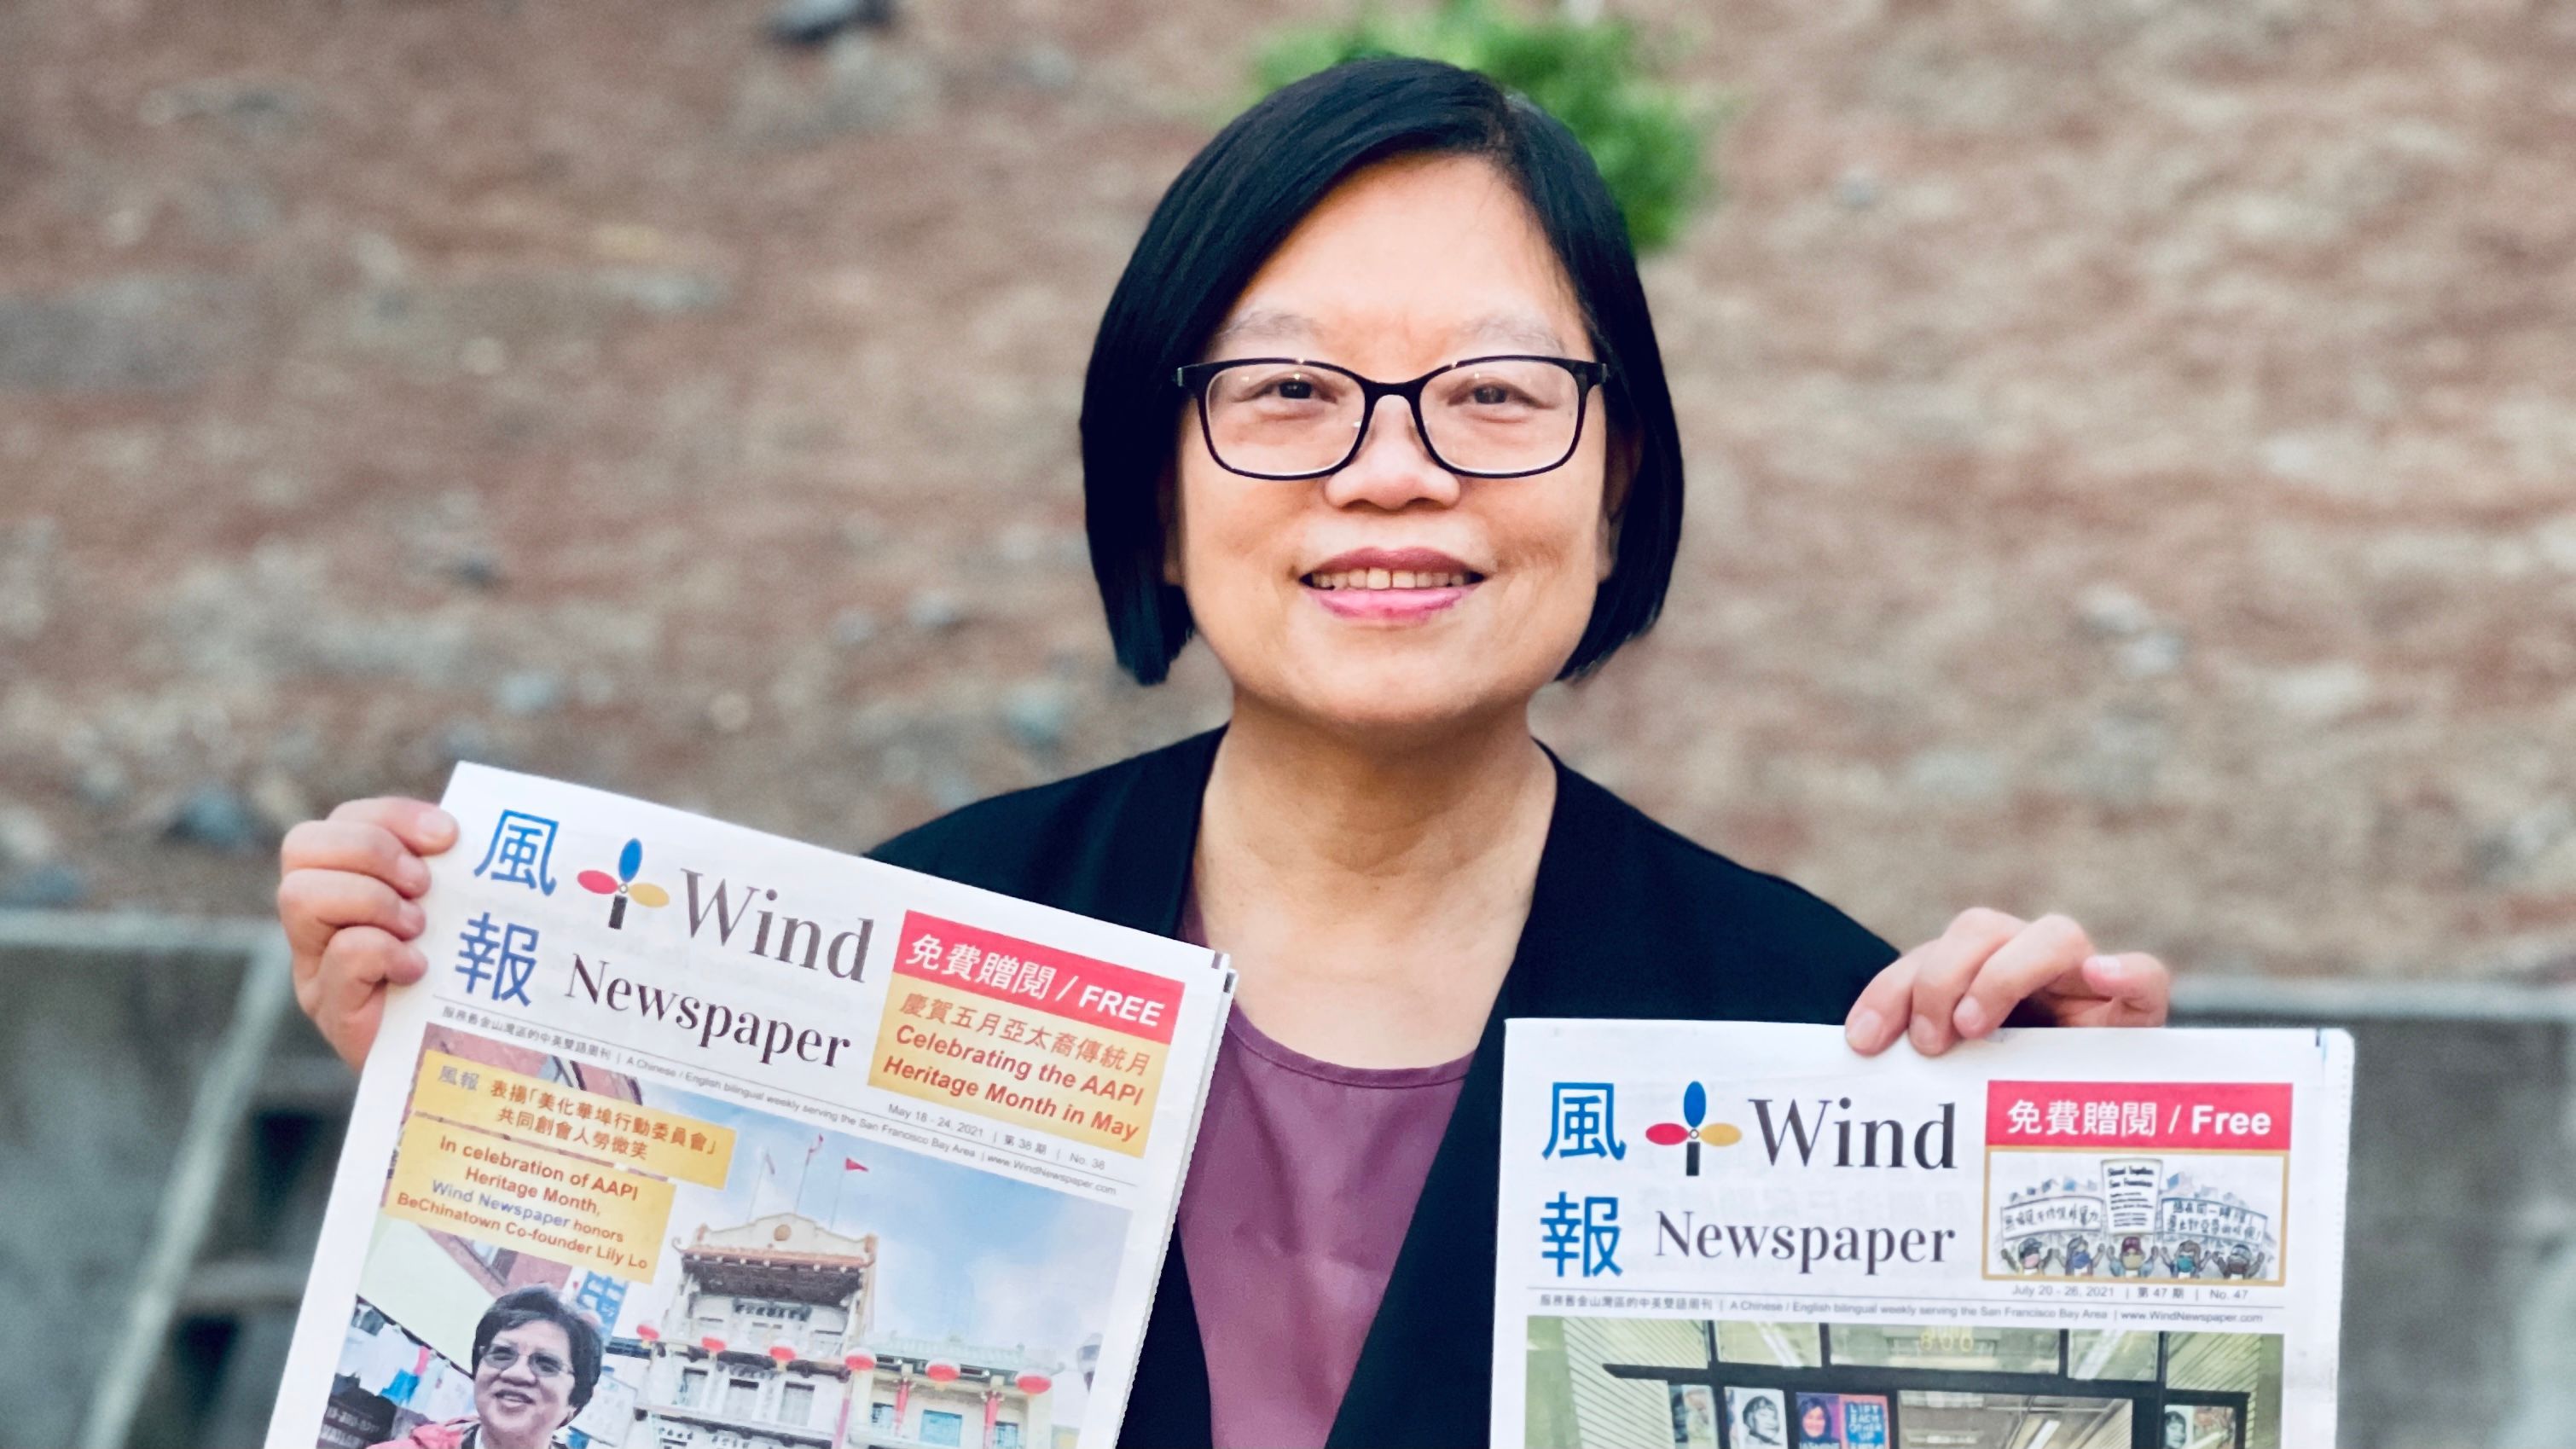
left=1172, top=902, right=1475, bottom=1448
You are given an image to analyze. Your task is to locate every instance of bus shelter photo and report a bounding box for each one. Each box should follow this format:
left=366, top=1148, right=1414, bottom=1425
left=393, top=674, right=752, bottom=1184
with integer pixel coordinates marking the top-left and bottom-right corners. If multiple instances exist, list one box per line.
left=1524, top=1316, right=2280, bottom=1449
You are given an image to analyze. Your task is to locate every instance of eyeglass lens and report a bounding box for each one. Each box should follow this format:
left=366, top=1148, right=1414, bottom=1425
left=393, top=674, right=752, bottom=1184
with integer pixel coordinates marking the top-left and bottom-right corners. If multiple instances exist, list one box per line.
left=479, top=1345, right=571, bottom=1379
left=1203, top=359, right=1582, bottom=476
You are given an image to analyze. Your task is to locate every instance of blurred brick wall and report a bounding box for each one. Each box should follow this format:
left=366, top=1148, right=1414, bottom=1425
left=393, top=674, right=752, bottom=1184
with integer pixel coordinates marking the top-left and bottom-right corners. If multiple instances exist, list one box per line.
left=2, top=0, right=2570, bottom=980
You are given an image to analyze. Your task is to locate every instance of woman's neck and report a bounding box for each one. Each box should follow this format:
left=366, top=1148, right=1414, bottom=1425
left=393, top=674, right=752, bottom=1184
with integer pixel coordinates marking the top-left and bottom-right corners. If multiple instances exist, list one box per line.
left=1192, top=698, right=1557, bottom=1067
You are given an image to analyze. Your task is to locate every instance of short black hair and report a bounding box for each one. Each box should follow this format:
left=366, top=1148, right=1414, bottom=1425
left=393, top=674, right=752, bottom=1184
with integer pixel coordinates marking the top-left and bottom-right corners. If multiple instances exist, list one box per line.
left=1081, top=55, right=1687, bottom=685
left=472, top=1284, right=604, bottom=1412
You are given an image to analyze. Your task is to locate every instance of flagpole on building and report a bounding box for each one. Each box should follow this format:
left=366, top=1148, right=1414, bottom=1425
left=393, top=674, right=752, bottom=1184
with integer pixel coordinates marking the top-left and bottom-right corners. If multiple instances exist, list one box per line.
left=795, top=1133, right=822, bottom=1216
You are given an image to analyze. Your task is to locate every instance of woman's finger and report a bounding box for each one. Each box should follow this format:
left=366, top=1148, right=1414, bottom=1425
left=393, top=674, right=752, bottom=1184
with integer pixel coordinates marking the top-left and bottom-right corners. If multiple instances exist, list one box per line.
left=1951, top=913, right=2097, bottom=1040
left=276, top=868, right=426, bottom=964
left=1844, top=954, right=1917, bottom=1055
left=2070, top=951, right=2172, bottom=1026
left=281, top=818, right=433, bottom=897
left=315, top=925, right=423, bottom=1067
left=1902, top=907, right=2024, bottom=1056
left=324, top=797, right=460, bottom=858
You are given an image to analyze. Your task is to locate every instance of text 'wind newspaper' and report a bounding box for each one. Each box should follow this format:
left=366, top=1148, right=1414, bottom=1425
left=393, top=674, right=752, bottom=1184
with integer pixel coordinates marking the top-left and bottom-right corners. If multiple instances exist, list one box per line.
left=269, top=763, right=1233, bottom=1449
left=1494, top=1022, right=2352, bottom=1449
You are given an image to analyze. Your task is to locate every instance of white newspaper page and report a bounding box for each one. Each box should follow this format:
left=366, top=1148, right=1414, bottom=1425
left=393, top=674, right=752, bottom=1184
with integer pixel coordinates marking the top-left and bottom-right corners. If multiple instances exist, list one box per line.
left=270, top=763, right=1233, bottom=1449
left=1494, top=1022, right=2353, bottom=1449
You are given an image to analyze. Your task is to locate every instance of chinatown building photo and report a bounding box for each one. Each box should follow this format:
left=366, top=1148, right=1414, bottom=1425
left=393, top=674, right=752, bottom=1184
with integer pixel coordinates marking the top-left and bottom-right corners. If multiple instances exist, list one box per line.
left=598, top=1211, right=1066, bottom=1449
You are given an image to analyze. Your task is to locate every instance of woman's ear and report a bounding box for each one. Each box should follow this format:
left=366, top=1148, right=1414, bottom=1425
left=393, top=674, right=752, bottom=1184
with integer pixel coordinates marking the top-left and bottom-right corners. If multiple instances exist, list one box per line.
left=1596, top=426, right=1640, bottom=582
left=1157, top=460, right=1186, bottom=587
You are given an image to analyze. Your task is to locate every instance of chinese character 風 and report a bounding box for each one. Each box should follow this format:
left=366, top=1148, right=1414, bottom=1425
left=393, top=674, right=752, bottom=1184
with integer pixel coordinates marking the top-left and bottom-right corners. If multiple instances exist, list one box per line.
left=1542, top=1081, right=1627, bottom=1161
left=471, top=810, right=560, bottom=895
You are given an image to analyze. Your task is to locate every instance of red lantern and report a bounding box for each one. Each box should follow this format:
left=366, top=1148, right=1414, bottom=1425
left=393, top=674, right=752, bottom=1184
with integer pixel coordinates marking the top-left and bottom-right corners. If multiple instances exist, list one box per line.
left=700, top=1336, right=727, bottom=1353
left=844, top=1351, right=878, bottom=1374
left=635, top=1324, right=661, bottom=1342
left=925, top=1359, right=960, bottom=1383
left=768, top=1343, right=798, bottom=1364
left=1016, top=1373, right=1052, bottom=1396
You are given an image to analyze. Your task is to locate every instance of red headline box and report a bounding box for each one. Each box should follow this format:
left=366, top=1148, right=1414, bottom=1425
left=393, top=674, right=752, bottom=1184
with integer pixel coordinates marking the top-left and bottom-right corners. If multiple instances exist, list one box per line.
left=892, top=911, right=1184, bottom=1045
left=1986, top=1081, right=2293, bottom=1152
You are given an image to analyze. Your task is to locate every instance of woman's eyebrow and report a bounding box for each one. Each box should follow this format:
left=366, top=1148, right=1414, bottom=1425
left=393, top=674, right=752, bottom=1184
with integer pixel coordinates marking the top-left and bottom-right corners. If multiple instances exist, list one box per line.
left=1452, top=312, right=1568, bottom=354
left=1205, top=309, right=1569, bottom=356
left=1208, top=308, right=1314, bottom=349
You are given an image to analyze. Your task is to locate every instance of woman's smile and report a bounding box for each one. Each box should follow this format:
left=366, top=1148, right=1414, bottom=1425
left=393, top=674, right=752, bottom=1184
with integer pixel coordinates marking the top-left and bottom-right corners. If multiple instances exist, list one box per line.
left=1302, top=546, right=1486, bottom=623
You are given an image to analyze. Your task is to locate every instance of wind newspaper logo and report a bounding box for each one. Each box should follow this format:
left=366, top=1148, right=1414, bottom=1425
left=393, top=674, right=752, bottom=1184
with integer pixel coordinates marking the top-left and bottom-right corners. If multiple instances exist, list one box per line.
left=578, top=838, right=670, bottom=929
left=1645, top=1081, right=1743, bottom=1176
left=1662, top=1093, right=1964, bottom=1277
left=1535, top=1074, right=1967, bottom=1280
left=554, top=845, right=878, bottom=1069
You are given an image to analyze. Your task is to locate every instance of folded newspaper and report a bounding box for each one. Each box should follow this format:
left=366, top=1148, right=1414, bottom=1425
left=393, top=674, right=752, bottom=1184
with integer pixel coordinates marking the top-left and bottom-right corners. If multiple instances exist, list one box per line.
left=1495, top=1021, right=2353, bottom=1449
left=268, top=763, right=1234, bottom=1449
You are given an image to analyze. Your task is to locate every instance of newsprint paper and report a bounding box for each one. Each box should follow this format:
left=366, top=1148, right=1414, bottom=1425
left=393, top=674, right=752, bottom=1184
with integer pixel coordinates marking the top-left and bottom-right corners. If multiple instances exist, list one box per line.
left=1495, top=1022, right=2353, bottom=1449
left=269, top=763, right=1233, bottom=1449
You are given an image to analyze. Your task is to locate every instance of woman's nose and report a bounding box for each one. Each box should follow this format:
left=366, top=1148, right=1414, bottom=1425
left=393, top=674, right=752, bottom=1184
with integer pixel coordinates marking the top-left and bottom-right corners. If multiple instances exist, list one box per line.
left=1320, top=393, right=1460, bottom=510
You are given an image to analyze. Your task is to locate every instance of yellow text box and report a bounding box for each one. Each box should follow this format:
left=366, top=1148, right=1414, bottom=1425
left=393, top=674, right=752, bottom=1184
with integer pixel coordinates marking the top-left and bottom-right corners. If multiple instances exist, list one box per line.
left=872, top=977, right=1169, bottom=1156
left=411, top=1050, right=734, bottom=1187
left=383, top=1116, right=672, bottom=1282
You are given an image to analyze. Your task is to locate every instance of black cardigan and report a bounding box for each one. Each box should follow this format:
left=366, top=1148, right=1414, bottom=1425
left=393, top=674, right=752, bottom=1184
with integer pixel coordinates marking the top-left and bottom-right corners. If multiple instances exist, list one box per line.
left=868, top=728, right=1896, bottom=1449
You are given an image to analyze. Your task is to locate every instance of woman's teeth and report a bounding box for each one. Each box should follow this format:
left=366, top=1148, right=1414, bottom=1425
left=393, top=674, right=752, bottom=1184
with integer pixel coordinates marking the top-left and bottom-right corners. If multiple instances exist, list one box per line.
left=1306, top=569, right=1473, bottom=590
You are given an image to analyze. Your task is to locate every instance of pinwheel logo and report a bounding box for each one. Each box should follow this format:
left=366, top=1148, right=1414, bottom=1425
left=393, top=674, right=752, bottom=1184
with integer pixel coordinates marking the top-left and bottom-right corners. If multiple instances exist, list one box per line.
left=577, top=838, right=670, bottom=929
left=1645, top=1081, right=1742, bottom=1177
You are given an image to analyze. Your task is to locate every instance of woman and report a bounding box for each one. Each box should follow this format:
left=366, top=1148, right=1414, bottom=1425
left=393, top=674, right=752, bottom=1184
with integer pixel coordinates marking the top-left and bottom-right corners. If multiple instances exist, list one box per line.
left=370, top=1284, right=604, bottom=1449
left=280, top=59, right=2169, bottom=1448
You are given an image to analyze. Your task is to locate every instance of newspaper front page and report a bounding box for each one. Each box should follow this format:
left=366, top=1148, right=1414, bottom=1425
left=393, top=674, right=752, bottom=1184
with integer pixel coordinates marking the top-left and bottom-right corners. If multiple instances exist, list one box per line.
left=269, top=763, right=1233, bottom=1449
left=1494, top=1022, right=2353, bottom=1449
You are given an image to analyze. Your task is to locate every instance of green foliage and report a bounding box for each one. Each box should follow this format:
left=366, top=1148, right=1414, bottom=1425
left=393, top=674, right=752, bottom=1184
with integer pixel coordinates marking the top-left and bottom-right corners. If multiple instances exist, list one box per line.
left=1251, top=0, right=1715, bottom=252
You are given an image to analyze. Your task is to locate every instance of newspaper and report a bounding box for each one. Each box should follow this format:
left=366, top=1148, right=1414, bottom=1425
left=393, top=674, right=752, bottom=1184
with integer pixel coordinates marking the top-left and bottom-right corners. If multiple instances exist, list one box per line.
left=268, top=763, right=1233, bottom=1449
left=1494, top=1022, right=2353, bottom=1449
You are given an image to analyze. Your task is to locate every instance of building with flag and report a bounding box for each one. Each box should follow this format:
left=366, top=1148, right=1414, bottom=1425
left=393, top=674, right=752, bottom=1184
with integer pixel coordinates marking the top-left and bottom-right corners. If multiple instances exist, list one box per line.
left=615, top=1211, right=1061, bottom=1449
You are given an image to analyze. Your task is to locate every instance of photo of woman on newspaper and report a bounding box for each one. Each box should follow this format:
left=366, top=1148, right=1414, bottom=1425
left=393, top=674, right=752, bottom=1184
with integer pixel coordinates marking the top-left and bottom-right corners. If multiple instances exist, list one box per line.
left=366, top=1285, right=603, bottom=1449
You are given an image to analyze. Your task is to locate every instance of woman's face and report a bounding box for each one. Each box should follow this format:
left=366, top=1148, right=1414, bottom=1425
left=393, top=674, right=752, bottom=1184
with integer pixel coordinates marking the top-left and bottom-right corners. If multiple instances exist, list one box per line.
left=473, top=1319, right=577, bottom=1446
left=1169, top=153, right=1616, bottom=741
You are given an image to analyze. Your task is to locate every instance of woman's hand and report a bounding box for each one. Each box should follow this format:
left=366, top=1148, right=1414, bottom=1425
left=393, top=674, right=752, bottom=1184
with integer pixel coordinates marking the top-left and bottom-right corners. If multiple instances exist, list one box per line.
left=1843, top=907, right=2170, bottom=1057
left=276, top=797, right=458, bottom=1069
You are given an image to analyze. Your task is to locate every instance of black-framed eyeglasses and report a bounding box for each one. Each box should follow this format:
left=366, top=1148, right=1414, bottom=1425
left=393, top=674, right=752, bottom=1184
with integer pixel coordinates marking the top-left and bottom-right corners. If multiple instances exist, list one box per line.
left=1175, top=353, right=1611, bottom=481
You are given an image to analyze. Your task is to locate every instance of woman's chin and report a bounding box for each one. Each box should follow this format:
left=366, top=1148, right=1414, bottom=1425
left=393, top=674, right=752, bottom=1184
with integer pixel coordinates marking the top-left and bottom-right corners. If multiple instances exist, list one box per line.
left=478, top=1406, right=547, bottom=1445
left=1269, top=676, right=1534, bottom=743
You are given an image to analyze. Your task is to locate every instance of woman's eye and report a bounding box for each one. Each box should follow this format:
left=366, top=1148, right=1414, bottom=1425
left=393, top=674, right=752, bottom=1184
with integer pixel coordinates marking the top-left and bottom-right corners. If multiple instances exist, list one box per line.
left=1228, top=370, right=1331, bottom=405
left=1454, top=380, right=1533, bottom=409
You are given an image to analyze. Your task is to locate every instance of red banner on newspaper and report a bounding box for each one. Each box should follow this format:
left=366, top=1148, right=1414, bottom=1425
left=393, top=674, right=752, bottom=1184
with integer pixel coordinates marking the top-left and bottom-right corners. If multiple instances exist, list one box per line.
left=1986, top=1081, right=2292, bottom=1151
left=892, top=911, right=1182, bottom=1045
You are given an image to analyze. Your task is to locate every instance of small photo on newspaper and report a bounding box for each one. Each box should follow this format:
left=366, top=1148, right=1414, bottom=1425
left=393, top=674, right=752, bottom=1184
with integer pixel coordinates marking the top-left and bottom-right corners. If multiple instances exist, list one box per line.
left=267, top=764, right=1233, bottom=1449
left=1494, top=1021, right=2353, bottom=1449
